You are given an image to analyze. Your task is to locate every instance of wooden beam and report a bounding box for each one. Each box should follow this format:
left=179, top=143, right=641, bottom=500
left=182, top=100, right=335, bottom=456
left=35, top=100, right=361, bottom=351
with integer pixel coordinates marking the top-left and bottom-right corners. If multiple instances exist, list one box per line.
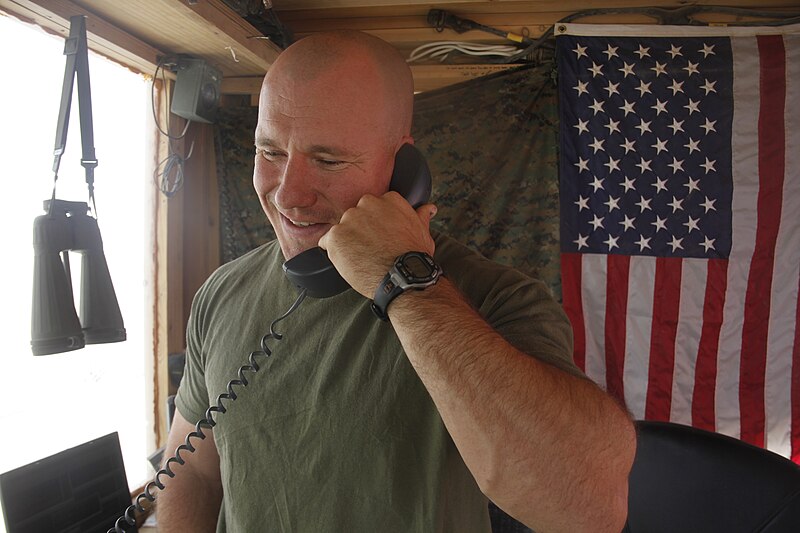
left=279, top=13, right=542, bottom=32
left=77, top=0, right=281, bottom=75
left=284, top=8, right=799, bottom=43
left=152, top=78, right=183, bottom=448
left=174, top=0, right=281, bottom=72
left=284, top=6, right=799, bottom=61
left=0, top=0, right=284, bottom=77
left=223, top=64, right=520, bottom=97
left=276, top=0, right=471, bottom=10
left=222, top=76, right=264, bottom=95
left=411, top=64, right=519, bottom=92
left=181, top=121, right=221, bottom=340
left=293, top=26, right=530, bottom=47
left=274, top=0, right=800, bottom=19
left=0, top=0, right=167, bottom=76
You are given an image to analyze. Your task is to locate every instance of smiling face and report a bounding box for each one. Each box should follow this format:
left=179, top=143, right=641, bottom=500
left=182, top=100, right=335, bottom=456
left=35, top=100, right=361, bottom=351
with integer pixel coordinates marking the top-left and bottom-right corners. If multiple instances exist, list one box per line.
left=253, top=32, right=414, bottom=260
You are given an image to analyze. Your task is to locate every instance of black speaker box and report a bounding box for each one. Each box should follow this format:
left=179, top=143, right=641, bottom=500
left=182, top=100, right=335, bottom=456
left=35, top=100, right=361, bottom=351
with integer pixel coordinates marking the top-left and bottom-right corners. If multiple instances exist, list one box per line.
left=170, top=58, right=222, bottom=124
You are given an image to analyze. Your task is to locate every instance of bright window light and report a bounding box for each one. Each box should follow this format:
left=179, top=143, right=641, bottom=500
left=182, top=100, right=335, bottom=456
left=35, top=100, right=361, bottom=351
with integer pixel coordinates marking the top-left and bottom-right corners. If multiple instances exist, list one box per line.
left=0, top=13, right=150, bottom=530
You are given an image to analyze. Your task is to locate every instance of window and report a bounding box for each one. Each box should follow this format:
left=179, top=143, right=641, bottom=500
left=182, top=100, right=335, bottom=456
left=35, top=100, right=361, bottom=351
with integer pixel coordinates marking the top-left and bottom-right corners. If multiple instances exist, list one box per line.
left=0, top=14, right=151, bottom=525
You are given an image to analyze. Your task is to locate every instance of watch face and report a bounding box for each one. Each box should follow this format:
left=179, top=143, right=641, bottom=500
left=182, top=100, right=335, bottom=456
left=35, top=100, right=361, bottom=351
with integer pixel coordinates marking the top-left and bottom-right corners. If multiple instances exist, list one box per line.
left=403, top=255, right=432, bottom=279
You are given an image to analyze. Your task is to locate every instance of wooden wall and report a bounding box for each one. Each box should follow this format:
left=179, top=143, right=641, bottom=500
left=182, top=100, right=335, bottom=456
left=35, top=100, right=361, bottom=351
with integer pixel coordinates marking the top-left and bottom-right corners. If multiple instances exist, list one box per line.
left=152, top=82, right=221, bottom=446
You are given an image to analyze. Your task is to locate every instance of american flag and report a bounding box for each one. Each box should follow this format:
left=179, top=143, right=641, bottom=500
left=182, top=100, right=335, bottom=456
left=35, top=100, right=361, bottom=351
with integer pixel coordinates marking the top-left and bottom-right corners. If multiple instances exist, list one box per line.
left=557, top=23, right=800, bottom=462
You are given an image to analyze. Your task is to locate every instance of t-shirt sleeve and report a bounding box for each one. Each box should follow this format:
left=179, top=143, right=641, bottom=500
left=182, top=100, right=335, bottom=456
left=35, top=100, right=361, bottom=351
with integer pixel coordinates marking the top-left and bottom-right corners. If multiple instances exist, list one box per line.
left=174, top=281, right=212, bottom=425
left=435, top=235, right=582, bottom=378
left=484, top=276, right=581, bottom=378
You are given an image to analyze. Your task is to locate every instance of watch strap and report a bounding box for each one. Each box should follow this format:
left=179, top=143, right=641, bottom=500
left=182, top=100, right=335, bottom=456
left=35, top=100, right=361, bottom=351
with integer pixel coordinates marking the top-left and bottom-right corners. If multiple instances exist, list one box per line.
left=371, top=271, right=404, bottom=321
left=371, top=251, right=441, bottom=321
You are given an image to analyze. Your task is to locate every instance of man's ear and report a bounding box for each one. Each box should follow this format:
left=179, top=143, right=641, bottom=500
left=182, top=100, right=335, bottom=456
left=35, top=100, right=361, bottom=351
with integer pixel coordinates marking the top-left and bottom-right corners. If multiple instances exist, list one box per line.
left=397, top=135, right=414, bottom=148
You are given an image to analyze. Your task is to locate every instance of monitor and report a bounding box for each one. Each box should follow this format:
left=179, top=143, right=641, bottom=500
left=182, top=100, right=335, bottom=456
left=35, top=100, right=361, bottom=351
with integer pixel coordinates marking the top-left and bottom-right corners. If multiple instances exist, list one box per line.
left=0, top=432, right=136, bottom=533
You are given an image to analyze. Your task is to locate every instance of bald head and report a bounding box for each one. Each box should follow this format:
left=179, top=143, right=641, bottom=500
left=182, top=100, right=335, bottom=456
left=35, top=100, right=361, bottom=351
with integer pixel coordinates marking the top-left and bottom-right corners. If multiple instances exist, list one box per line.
left=261, top=31, right=414, bottom=143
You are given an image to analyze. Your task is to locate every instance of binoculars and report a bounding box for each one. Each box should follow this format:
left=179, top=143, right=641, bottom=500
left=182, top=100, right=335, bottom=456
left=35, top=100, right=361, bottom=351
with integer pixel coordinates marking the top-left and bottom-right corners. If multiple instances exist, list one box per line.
left=31, top=199, right=125, bottom=355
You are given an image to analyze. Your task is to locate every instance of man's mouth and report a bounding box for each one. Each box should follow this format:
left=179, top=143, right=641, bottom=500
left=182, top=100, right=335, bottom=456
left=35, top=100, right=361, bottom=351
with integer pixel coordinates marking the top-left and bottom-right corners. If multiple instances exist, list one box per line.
left=289, top=219, right=317, bottom=227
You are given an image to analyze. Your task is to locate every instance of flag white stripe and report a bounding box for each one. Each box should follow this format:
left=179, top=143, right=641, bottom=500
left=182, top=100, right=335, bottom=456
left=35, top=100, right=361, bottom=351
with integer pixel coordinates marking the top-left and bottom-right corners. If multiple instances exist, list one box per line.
left=765, top=35, right=800, bottom=457
left=623, top=256, right=656, bottom=419
left=581, top=254, right=608, bottom=388
left=715, top=36, right=762, bottom=439
left=670, top=258, right=707, bottom=425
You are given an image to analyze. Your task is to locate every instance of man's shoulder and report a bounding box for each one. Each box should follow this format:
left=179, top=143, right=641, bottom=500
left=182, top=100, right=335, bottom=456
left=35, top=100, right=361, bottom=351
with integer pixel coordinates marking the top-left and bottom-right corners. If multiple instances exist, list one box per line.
left=432, top=231, right=482, bottom=264
left=432, top=232, right=527, bottom=282
left=206, top=240, right=281, bottom=281
left=197, top=240, right=283, bottom=298
left=217, top=239, right=282, bottom=273
left=431, top=231, right=560, bottom=319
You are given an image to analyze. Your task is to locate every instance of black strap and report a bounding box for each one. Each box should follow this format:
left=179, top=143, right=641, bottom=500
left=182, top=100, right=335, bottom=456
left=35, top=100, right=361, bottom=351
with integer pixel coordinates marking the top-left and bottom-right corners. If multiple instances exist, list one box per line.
left=51, top=15, right=97, bottom=214
left=371, top=272, right=404, bottom=322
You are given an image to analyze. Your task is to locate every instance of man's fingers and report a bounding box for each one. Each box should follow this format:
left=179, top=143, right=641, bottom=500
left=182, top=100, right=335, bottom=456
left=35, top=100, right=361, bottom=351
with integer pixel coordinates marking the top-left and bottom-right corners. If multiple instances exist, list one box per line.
left=416, top=203, right=437, bottom=231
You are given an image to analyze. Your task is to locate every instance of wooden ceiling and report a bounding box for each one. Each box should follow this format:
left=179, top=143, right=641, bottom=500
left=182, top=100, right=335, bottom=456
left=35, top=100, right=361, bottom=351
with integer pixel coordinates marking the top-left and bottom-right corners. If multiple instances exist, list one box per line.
left=1, top=0, right=798, bottom=94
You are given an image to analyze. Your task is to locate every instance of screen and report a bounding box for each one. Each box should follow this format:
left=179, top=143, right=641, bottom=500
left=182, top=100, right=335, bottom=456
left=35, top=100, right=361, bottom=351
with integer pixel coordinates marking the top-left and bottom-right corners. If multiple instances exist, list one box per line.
left=0, top=432, right=135, bottom=533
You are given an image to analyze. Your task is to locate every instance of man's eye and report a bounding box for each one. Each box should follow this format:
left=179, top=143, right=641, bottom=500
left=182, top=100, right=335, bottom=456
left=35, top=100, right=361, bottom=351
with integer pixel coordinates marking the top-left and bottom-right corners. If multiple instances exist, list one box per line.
left=256, top=149, right=283, bottom=161
left=317, top=158, right=347, bottom=170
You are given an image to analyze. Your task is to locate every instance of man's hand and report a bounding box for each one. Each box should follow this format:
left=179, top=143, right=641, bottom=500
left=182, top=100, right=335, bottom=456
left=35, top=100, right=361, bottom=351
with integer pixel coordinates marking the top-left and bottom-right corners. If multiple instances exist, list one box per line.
left=318, top=191, right=437, bottom=298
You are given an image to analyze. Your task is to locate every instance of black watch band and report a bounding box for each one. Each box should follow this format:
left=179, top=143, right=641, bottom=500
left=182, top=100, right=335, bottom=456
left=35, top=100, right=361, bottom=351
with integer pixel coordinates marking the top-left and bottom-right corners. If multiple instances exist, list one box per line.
left=371, top=251, right=442, bottom=321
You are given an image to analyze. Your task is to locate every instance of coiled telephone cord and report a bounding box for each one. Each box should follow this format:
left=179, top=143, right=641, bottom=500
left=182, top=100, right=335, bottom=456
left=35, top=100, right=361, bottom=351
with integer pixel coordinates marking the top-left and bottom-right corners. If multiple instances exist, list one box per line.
left=108, top=289, right=307, bottom=533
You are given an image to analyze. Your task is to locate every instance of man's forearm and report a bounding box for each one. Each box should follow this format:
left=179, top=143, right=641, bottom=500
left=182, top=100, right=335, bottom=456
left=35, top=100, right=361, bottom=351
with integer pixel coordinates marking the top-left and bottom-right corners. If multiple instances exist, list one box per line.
left=157, top=414, right=223, bottom=533
left=157, top=469, right=222, bottom=533
left=389, top=278, right=636, bottom=533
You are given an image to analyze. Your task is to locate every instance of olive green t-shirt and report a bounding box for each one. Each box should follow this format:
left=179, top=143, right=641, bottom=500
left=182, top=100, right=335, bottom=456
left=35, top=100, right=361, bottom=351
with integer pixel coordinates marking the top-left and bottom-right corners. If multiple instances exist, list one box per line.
left=175, top=233, right=577, bottom=532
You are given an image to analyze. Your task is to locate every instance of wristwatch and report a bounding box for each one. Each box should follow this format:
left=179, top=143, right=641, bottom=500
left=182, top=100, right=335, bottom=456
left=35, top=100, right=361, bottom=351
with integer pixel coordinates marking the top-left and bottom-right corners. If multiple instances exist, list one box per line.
left=371, top=251, right=443, bottom=321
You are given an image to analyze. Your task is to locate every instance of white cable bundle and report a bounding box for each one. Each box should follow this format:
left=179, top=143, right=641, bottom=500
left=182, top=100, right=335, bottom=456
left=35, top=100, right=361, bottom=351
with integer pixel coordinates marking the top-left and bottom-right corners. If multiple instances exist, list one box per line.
left=407, top=41, right=521, bottom=63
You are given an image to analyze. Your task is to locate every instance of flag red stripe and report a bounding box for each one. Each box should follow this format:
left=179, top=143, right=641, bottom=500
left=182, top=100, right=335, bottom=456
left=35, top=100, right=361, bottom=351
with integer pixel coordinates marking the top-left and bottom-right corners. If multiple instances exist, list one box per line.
left=739, top=35, right=786, bottom=447
left=793, top=264, right=800, bottom=464
left=645, top=257, right=682, bottom=421
left=560, top=253, right=586, bottom=372
left=604, top=254, right=629, bottom=402
left=692, top=258, right=729, bottom=431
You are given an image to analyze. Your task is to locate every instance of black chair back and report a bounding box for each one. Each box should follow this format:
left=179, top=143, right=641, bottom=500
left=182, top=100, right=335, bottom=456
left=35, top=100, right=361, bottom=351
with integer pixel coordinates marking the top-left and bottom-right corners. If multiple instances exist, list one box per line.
left=625, top=420, right=800, bottom=532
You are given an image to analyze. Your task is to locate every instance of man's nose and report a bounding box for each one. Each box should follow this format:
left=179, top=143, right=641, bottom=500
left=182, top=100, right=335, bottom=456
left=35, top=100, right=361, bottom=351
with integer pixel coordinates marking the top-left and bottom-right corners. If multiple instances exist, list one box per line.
left=274, top=155, right=316, bottom=210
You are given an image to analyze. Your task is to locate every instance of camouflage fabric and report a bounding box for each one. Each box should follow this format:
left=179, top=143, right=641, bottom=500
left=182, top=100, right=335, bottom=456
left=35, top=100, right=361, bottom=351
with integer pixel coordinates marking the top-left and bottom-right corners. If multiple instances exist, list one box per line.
left=214, top=59, right=561, bottom=303
left=215, top=105, right=276, bottom=263
left=412, top=61, right=562, bottom=301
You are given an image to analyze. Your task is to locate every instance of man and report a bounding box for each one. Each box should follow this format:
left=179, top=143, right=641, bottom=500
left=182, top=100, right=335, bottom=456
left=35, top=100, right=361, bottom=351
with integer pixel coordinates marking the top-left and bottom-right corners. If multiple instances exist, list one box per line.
left=159, top=31, right=635, bottom=533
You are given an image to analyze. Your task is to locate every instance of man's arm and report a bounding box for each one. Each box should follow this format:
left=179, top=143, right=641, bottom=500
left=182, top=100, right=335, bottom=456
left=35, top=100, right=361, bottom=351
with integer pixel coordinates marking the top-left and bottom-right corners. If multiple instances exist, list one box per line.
left=320, top=192, right=636, bottom=533
left=389, top=278, right=635, bottom=533
left=157, top=411, right=223, bottom=533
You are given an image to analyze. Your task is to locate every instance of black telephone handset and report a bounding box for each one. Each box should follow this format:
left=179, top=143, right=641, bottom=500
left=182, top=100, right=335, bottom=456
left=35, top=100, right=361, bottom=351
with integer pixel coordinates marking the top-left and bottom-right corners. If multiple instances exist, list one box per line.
left=282, top=143, right=432, bottom=298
